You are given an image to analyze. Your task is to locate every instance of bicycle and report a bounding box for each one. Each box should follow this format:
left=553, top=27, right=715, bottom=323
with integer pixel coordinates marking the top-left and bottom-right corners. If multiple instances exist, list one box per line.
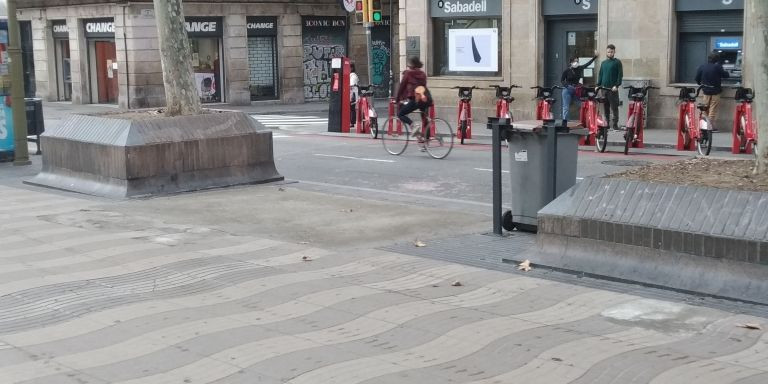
left=621, top=85, right=659, bottom=155
left=531, top=85, right=562, bottom=120
left=382, top=106, right=454, bottom=159
left=578, top=86, right=611, bottom=152
left=732, top=87, right=757, bottom=156
left=675, top=85, right=714, bottom=156
left=355, top=84, right=379, bottom=139
left=490, top=84, right=521, bottom=120
left=453, top=86, right=477, bottom=145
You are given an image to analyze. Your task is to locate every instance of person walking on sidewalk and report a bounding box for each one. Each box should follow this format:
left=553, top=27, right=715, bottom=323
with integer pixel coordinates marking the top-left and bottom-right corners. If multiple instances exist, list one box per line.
left=597, top=44, right=623, bottom=130
left=560, top=51, right=599, bottom=123
left=695, top=53, right=730, bottom=132
left=396, top=57, right=430, bottom=127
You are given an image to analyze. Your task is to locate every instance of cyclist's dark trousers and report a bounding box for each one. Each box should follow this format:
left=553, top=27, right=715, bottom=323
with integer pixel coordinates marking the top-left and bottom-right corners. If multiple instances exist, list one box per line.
left=398, top=99, right=429, bottom=126
left=350, top=94, right=357, bottom=127
left=603, top=90, right=620, bottom=129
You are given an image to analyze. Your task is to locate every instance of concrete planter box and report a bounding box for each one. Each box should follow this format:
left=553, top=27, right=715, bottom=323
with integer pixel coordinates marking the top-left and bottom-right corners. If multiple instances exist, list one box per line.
left=526, top=177, right=768, bottom=304
left=27, top=110, right=283, bottom=198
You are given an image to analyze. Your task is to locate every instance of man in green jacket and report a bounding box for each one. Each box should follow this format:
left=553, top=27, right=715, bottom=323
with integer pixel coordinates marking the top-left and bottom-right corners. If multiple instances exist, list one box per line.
left=597, top=44, right=623, bottom=130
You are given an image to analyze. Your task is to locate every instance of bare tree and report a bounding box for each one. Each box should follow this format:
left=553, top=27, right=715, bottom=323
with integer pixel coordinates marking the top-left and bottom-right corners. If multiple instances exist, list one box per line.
left=153, top=0, right=201, bottom=116
left=746, top=0, right=767, bottom=173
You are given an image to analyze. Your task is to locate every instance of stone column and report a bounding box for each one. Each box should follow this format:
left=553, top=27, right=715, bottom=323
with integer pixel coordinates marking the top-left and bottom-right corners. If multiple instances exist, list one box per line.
left=224, top=11, right=251, bottom=105
left=69, top=18, right=89, bottom=104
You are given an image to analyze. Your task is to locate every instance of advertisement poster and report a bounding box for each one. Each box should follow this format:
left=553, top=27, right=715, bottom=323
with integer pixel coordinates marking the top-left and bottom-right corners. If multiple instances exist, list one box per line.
left=0, top=96, right=14, bottom=153
left=194, top=72, right=216, bottom=101
left=448, top=28, right=498, bottom=72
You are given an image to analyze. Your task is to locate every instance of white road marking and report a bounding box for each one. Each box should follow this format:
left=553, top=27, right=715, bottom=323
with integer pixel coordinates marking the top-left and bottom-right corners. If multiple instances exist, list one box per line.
left=314, top=154, right=395, bottom=163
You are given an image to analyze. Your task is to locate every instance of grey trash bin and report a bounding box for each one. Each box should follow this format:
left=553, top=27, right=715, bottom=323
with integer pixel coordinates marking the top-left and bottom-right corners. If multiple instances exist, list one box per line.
left=25, top=98, right=44, bottom=154
left=504, top=120, right=580, bottom=232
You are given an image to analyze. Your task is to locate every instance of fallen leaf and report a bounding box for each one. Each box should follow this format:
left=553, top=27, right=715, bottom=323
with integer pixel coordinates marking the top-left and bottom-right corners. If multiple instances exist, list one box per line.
left=451, top=281, right=463, bottom=287
left=431, top=284, right=440, bottom=288
left=278, top=187, right=286, bottom=192
left=737, top=323, right=762, bottom=330
left=301, top=255, right=312, bottom=261
left=518, top=259, right=532, bottom=272
left=298, top=241, right=310, bottom=245
left=414, top=240, right=426, bottom=247
left=340, top=209, right=354, bottom=213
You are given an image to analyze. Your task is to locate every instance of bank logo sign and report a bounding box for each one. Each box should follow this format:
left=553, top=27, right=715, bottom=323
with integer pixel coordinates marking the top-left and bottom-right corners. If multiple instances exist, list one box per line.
left=431, top=0, right=501, bottom=17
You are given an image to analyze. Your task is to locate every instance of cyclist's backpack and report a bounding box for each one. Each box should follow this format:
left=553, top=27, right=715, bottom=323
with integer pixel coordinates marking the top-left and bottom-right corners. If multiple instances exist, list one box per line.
left=414, top=85, right=433, bottom=105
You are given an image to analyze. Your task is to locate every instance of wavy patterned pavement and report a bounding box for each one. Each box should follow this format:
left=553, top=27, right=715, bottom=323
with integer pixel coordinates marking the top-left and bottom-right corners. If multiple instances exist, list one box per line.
left=0, top=185, right=767, bottom=384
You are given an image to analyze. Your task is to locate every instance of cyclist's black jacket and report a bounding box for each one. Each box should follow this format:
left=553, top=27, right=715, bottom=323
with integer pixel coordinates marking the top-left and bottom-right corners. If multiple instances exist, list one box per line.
left=695, top=63, right=730, bottom=95
left=561, top=56, right=597, bottom=86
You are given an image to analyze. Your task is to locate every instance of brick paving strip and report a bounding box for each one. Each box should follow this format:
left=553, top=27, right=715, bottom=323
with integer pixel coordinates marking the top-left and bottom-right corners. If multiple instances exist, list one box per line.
left=0, top=185, right=767, bottom=384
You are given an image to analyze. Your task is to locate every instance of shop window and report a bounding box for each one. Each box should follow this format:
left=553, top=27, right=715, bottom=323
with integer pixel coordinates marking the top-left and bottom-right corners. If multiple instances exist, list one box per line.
left=432, top=18, right=501, bottom=77
left=190, top=38, right=222, bottom=103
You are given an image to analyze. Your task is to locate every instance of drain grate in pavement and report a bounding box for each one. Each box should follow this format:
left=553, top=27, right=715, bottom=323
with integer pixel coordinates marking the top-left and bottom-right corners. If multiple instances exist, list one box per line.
left=601, top=159, right=652, bottom=167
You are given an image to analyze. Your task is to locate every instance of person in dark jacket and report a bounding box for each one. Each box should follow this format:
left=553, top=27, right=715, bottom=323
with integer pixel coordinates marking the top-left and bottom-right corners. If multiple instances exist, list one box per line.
left=597, top=44, right=623, bottom=130
left=396, top=56, right=429, bottom=127
left=560, top=51, right=598, bottom=122
left=695, top=52, right=730, bottom=130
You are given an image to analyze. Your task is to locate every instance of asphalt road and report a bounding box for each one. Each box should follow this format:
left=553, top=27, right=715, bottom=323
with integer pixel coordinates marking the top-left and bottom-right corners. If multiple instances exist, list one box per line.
left=270, top=128, right=682, bottom=217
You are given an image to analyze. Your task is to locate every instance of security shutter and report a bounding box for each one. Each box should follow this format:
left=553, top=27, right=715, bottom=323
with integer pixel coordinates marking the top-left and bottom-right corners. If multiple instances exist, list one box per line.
left=677, top=11, right=744, bottom=33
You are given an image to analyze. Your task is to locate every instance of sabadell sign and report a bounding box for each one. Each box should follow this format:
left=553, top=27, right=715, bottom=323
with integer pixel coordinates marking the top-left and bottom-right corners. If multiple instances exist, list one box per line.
left=431, top=0, right=502, bottom=17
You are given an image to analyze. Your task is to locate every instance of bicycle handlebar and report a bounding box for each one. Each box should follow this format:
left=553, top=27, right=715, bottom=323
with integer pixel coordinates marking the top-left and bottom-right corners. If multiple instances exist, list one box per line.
left=489, top=84, right=521, bottom=89
left=451, top=86, right=478, bottom=89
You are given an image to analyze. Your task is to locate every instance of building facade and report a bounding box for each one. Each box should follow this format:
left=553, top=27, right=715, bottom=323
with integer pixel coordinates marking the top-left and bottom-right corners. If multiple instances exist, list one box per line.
left=402, top=0, right=748, bottom=130
left=17, top=0, right=749, bottom=131
left=17, top=0, right=399, bottom=109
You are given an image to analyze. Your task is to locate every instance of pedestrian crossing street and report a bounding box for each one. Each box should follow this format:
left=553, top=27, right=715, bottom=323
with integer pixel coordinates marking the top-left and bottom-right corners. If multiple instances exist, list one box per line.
left=251, top=114, right=328, bottom=129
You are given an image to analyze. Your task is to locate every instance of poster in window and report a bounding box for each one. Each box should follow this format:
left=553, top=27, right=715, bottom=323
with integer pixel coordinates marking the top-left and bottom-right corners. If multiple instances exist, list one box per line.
left=448, top=28, right=497, bottom=72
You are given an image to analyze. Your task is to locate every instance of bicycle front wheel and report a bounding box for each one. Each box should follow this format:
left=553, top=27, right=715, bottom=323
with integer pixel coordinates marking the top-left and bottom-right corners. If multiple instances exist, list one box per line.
left=697, top=116, right=713, bottom=156
left=382, top=116, right=409, bottom=155
left=369, top=116, right=379, bottom=139
left=423, top=117, right=454, bottom=159
left=624, top=127, right=634, bottom=155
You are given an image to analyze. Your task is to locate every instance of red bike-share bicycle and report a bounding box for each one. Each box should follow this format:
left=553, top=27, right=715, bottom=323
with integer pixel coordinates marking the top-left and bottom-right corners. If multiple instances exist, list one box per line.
left=675, top=85, right=714, bottom=156
left=578, top=86, right=610, bottom=152
left=355, top=85, right=379, bottom=139
left=531, top=85, right=562, bottom=120
left=490, top=84, right=521, bottom=119
left=454, top=86, right=477, bottom=144
left=732, top=87, right=757, bottom=156
left=621, top=85, right=658, bottom=155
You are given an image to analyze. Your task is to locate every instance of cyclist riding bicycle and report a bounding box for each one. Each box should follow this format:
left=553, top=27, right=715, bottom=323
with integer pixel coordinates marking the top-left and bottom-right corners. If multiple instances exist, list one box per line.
left=396, top=56, right=432, bottom=129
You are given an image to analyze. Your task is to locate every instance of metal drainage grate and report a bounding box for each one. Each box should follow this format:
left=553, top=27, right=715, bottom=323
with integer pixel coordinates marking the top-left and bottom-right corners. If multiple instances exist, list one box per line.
left=601, top=159, right=652, bottom=167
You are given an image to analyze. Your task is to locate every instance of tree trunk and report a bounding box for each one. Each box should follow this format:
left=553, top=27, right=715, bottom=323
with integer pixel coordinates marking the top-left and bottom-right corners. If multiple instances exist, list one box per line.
left=746, top=0, right=768, bottom=173
left=153, top=0, right=201, bottom=116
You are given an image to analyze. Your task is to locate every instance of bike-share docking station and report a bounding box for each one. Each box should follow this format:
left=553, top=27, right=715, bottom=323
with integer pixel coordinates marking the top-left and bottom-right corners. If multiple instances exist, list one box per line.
left=328, top=56, right=352, bottom=133
left=488, top=118, right=585, bottom=234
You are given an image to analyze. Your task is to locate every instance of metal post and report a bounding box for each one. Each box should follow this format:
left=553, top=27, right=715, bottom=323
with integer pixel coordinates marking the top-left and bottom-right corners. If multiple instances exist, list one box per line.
left=8, top=0, right=30, bottom=166
left=490, top=118, right=503, bottom=235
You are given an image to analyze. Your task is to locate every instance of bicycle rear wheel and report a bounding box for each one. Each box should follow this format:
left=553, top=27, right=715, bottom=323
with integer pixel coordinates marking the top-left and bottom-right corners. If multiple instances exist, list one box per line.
left=624, top=127, right=634, bottom=155
left=423, top=117, right=454, bottom=159
left=697, top=116, right=713, bottom=156
left=382, top=116, right=409, bottom=155
left=595, top=126, right=608, bottom=153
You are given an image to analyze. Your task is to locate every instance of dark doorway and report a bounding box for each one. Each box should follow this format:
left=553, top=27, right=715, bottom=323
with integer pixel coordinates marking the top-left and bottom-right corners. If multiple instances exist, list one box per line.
left=545, top=18, right=597, bottom=119
left=20, top=21, right=35, bottom=98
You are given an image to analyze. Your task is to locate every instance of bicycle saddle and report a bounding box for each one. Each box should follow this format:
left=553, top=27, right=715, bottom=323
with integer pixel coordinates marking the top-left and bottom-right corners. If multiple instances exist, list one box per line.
left=735, top=87, right=754, bottom=102
left=678, top=87, right=697, bottom=101
left=697, top=103, right=709, bottom=112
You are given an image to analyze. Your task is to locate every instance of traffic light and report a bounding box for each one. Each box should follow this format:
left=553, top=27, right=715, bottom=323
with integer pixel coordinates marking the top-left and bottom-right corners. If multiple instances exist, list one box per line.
left=355, top=0, right=365, bottom=23
left=369, top=0, right=382, bottom=23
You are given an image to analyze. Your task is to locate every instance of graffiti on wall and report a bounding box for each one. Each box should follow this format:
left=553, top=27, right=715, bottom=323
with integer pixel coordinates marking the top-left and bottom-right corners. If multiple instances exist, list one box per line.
left=371, top=17, right=392, bottom=98
left=303, top=37, right=345, bottom=101
left=302, top=16, right=347, bottom=101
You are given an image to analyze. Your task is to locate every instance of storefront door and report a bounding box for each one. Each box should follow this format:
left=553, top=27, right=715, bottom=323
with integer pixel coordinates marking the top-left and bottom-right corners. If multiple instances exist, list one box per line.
left=94, top=41, right=117, bottom=104
left=186, top=17, right=224, bottom=103
left=247, top=16, right=278, bottom=101
left=545, top=19, right=597, bottom=119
